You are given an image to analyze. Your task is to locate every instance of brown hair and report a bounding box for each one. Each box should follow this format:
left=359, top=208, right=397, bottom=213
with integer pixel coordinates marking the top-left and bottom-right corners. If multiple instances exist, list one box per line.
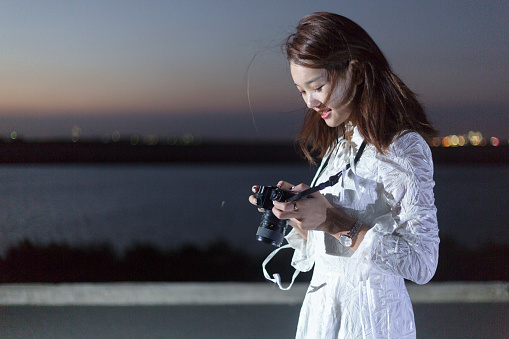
left=285, top=12, right=436, bottom=163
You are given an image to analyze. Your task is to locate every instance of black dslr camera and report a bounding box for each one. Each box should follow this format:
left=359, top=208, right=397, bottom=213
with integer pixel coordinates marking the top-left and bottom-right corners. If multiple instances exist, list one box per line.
left=254, top=185, right=296, bottom=247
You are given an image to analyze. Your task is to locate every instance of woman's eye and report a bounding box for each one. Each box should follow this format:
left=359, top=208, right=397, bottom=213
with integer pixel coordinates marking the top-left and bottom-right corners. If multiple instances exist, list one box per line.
left=315, top=86, right=324, bottom=92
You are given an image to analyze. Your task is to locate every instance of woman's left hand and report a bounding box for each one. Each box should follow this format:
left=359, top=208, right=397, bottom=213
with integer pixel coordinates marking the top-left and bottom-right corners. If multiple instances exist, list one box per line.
left=272, top=181, right=354, bottom=235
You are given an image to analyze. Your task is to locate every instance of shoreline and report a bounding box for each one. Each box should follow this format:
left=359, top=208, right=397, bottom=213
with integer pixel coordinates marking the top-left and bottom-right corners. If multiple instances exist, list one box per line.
left=0, top=140, right=508, bottom=164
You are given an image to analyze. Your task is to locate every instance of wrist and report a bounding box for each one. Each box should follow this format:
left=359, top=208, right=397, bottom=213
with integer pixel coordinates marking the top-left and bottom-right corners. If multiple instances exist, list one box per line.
left=318, top=207, right=355, bottom=235
left=339, top=220, right=362, bottom=247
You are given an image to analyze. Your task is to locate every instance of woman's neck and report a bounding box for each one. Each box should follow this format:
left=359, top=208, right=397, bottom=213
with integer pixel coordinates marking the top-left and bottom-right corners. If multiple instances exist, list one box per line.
left=344, top=120, right=356, bottom=141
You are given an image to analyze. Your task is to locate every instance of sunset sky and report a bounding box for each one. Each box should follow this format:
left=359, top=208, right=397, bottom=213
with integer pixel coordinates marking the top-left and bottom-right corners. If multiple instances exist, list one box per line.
left=1, top=1, right=507, bottom=141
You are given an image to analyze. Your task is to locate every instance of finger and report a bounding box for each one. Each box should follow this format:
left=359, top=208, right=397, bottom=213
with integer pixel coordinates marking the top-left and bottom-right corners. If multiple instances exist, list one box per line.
left=249, top=194, right=257, bottom=206
left=252, top=185, right=259, bottom=193
left=272, top=206, right=287, bottom=219
left=277, top=181, right=295, bottom=191
left=291, top=183, right=311, bottom=193
left=273, top=200, right=295, bottom=212
left=249, top=195, right=265, bottom=212
left=273, top=206, right=298, bottom=220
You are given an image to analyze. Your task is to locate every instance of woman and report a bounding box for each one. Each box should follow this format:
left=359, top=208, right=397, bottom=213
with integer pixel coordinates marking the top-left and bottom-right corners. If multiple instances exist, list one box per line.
left=249, top=12, right=439, bottom=338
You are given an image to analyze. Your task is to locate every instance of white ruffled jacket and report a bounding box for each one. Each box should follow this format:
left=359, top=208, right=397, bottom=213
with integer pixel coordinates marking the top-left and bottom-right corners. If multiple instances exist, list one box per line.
left=268, top=127, right=439, bottom=338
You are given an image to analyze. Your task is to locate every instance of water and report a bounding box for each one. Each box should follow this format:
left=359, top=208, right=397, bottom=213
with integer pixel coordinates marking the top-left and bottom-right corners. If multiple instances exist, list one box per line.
left=0, top=163, right=507, bottom=256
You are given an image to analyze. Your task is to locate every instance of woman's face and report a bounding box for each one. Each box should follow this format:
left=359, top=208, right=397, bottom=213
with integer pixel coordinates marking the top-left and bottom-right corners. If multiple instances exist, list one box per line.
left=290, top=62, right=356, bottom=128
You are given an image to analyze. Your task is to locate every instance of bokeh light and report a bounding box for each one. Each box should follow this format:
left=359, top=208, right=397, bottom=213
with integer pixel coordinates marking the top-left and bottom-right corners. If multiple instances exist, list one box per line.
left=458, top=136, right=466, bottom=146
left=130, top=134, right=140, bottom=146
left=490, top=137, right=500, bottom=147
left=450, top=135, right=459, bottom=147
left=112, top=131, right=120, bottom=143
left=71, top=125, right=81, bottom=142
left=182, top=134, right=194, bottom=145
left=167, top=136, right=178, bottom=145
left=442, top=136, right=451, bottom=147
left=144, top=135, right=158, bottom=145
left=468, top=131, right=484, bottom=146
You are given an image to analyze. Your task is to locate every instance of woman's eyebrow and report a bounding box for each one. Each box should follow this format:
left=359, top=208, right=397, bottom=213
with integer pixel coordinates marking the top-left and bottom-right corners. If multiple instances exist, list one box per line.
left=295, top=76, right=325, bottom=87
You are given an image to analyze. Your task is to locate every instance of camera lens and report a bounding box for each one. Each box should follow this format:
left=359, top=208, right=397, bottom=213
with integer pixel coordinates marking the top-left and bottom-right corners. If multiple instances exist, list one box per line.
left=256, top=210, right=288, bottom=247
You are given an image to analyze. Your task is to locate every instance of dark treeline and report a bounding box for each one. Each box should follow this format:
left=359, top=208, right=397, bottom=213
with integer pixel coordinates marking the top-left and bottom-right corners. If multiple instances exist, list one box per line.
left=0, top=237, right=507, bottom=283
left=0, top=240, right=262, bottom=283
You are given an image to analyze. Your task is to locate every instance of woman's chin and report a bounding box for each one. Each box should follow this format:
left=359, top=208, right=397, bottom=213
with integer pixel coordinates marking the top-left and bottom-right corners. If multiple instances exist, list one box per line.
left=324, top=118, right=343, bottom=128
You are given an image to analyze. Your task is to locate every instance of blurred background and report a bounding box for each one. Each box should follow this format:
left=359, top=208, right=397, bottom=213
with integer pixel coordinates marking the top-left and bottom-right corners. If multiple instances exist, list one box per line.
left=0, top=0, right=508, bottom=283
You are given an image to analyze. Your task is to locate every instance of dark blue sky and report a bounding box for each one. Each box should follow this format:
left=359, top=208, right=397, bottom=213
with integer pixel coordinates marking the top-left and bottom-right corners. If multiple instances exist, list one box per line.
left=1, top=1, right=507, bottom=141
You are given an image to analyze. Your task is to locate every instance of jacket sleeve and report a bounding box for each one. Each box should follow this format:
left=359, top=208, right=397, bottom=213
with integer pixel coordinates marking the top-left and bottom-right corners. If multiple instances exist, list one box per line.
left=285, top=228, right=315, bottom=272
left=358, top=133, right=440, bottom=284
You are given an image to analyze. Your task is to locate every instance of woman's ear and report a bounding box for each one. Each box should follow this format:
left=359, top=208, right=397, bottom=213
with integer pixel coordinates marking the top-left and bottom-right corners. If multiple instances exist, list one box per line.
left=349, top=60, right=364, bottom=86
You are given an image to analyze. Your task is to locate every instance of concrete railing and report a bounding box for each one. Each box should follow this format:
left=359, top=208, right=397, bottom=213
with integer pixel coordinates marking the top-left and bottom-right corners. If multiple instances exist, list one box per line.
left=1, top=282, right=507, bottom=306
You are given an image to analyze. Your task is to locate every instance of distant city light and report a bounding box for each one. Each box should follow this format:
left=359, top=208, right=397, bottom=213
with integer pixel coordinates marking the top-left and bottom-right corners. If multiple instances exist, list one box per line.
left=442, top=136, right=451, bottom=147
left=468, top=131, right=485, bottom=146
left=458, top=136, right=466, bottom=146
left=182, top=134, right=194, bottom=145
left=450, top=135, right=460, bottom=146
left=143, top=135, right=158, bottom=145
left=112, top=131, right=120, bottom=142
left=429, top=131, right=507, bottom=148
left=0, top=126, right=504, bottom=149
left=130, top=134, right=140, bottom=146
left=71, top=125, right=81, bottom=142
left=167, top=136, right=178, bottom=145
left=491, top=137, right=500, bottom=147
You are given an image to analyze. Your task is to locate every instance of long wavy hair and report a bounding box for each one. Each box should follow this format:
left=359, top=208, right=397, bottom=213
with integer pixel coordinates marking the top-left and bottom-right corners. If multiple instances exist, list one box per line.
left=285, top=12, right=436, bottom=163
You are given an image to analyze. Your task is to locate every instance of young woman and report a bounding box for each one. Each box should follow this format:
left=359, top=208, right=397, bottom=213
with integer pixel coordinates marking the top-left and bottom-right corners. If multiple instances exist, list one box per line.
left=249, top=12, right=439, bottom=338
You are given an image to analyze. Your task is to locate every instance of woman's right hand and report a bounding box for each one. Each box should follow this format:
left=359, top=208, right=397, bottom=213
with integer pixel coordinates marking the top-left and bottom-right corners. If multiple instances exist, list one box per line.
left=249, top=182, right=310, bottom=240
left=249, top=185, right=264, bottom=212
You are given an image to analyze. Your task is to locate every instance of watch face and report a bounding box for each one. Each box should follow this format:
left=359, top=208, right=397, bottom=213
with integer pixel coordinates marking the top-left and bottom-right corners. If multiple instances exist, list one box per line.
left=339, top=235, right=352, bottom=247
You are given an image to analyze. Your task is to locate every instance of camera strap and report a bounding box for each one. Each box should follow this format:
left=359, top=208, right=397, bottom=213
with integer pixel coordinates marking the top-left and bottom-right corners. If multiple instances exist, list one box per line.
left=261, top=140, right=367, bottom=291
left=287, top=140, right=367, bottom=202
left=261, top=244, right=301, bottom=290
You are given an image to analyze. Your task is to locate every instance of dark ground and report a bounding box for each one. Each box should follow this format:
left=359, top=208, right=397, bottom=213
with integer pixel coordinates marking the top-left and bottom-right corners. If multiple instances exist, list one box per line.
left=1, top=303, right=508, bottom=339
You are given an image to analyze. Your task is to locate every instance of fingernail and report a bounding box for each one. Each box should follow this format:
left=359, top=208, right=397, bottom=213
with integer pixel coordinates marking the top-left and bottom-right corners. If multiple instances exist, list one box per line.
left=290, top=186, right=296, bottom=190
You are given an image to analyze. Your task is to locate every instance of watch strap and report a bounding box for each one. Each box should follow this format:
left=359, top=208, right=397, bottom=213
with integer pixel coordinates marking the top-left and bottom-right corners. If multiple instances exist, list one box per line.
left=347, top=220, right=363, bottom=239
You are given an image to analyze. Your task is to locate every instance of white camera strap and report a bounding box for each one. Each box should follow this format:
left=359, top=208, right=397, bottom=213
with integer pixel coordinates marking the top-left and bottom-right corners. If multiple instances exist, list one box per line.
left=261, top=244, right=301, bottom=290
left=261, top=141, right=367, bottom=290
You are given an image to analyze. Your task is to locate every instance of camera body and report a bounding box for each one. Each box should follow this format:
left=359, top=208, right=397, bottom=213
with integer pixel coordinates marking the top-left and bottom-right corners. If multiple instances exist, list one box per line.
left=255, top=185, right=296, bottom=247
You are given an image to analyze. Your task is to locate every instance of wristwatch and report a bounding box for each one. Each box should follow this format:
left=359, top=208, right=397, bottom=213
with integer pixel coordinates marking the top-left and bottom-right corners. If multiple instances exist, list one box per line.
left=339, top=220, right=362, bottom=247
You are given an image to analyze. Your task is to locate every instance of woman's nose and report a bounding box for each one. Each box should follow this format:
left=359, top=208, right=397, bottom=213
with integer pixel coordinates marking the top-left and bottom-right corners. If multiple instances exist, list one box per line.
left=306, top=94, right=320, bottom=109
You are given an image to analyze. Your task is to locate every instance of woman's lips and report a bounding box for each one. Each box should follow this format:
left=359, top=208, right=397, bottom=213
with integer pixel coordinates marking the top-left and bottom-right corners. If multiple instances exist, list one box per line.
left=320, top=109, right=331, bottom=119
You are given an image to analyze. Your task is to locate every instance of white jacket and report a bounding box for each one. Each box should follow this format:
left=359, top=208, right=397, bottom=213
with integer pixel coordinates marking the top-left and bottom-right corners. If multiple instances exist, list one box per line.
left=278, top=127, right=439, bottom=338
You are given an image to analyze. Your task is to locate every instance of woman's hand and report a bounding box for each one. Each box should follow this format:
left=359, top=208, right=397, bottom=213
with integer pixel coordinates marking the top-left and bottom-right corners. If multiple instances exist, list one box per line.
left=249, top=181, right=366, bottom=249
left=272, top=181, right=356, bottom=236
left=270, top=181, right=328, bottom=231
left=249, top=185, right=265, bottom=212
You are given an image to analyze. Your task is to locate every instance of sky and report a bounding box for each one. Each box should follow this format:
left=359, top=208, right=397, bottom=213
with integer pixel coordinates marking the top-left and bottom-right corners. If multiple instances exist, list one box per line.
left=1, top=0, right=508, bottom=142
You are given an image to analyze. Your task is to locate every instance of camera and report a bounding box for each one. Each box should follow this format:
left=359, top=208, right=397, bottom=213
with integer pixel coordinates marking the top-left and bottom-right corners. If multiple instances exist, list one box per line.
left=254, top=185, right=296, bottom=247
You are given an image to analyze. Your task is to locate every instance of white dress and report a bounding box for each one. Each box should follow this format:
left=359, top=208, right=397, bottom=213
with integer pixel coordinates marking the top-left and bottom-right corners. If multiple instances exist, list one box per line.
left=266, top=126, right=439, bottom=338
